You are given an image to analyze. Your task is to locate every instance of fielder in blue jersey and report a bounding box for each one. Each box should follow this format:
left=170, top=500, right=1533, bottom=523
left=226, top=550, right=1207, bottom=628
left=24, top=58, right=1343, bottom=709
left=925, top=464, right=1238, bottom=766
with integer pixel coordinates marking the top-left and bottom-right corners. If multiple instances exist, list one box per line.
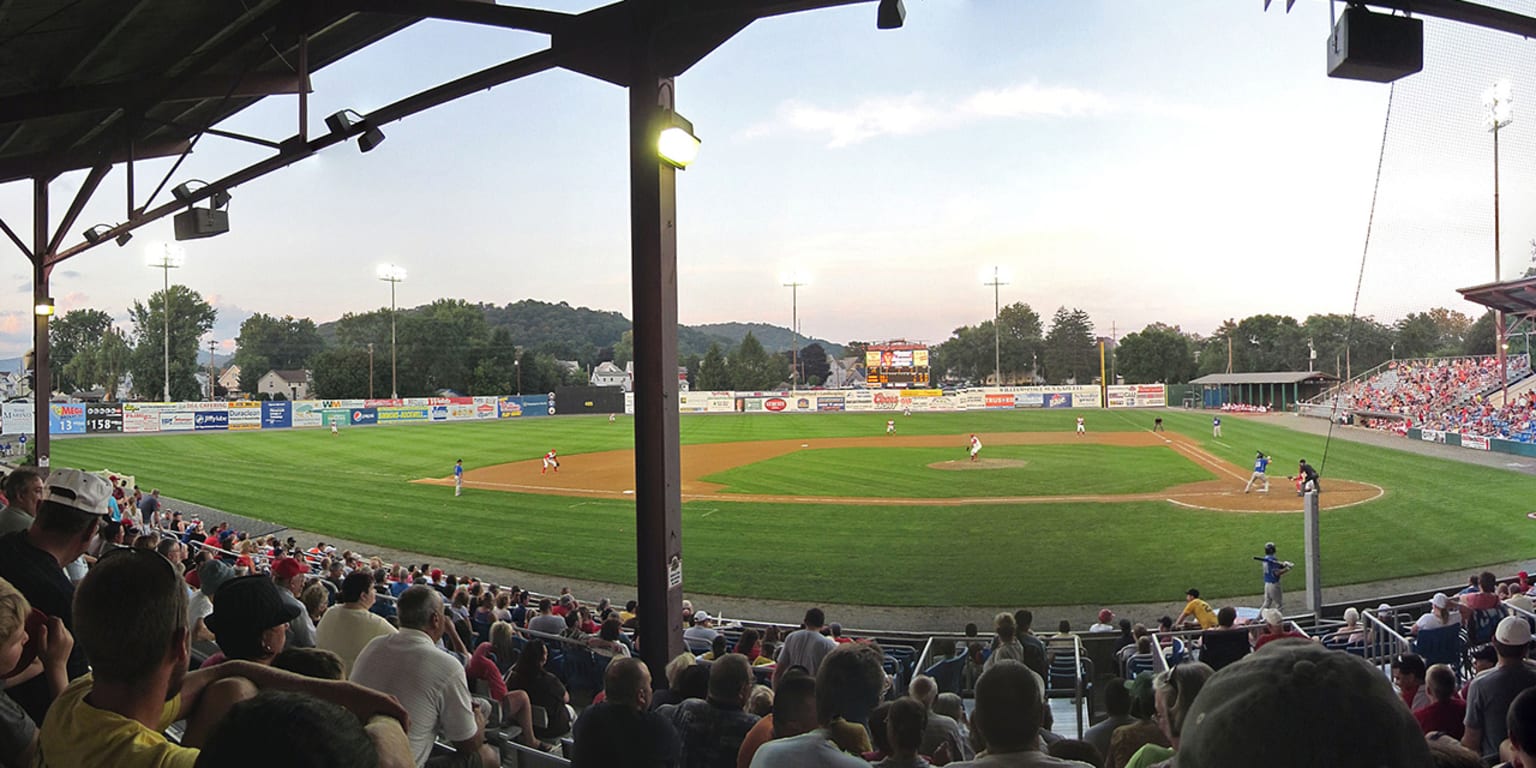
left=1243, top=451, right=1271, bottom=494
left=454, top=459, right=464, bottom=497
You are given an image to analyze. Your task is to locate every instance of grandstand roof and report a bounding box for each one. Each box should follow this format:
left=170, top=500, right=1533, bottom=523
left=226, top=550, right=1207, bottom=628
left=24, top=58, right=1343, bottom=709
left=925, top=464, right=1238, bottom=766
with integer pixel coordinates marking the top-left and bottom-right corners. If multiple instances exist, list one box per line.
left=1190, top=371, right=1339, bottom=385
left=1458, top=275, right=1536, bottom=316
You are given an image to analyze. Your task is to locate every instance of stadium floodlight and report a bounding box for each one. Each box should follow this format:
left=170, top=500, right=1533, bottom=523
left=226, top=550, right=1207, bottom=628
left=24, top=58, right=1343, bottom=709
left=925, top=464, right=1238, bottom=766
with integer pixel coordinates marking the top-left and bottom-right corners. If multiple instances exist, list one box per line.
left=1485, top=79, right=1514, bottom=404
left=1484, top=79, right=1514, bottom=132
left=657, top=111, right=700, bottom=169
left=146, top=243, right=186, bottom=402
left=33, top=297, right=54, bottom=316
left=981, top=266, right=1010, bottom=387
left=877, top=0, right=906, bottom=29
left=378, top=264, right=407, bottom=399
left=781, top=271, right=810, bottom=389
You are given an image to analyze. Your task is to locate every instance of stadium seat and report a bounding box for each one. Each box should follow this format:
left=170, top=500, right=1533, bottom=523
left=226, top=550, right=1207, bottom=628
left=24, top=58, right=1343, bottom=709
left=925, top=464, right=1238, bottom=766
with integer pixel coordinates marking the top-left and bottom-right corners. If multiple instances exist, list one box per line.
left=1196, top=629, right=1252, bottom=672
left=1125, top=653, right=1156, bottom=678
left=922, top=654, right=966, bottom=695
left=1412, top=624, right=1464, bottom=672
left=1047, top=653, right=1092, bottom=703
left=1466, top=607, right=1505, bottom=646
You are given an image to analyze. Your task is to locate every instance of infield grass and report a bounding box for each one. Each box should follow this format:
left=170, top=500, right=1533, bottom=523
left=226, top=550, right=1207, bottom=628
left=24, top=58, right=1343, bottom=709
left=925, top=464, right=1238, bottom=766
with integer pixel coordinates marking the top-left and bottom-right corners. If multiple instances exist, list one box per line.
left=48, top=408, right=1536, bottom=606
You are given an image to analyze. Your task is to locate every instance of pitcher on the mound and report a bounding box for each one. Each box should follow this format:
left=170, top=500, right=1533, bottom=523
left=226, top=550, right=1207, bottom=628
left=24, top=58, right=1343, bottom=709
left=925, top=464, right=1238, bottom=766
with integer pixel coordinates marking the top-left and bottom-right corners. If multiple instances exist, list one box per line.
left=542, top=449, right=560, bottom=475
left=968, top=434, right=982, bottom=462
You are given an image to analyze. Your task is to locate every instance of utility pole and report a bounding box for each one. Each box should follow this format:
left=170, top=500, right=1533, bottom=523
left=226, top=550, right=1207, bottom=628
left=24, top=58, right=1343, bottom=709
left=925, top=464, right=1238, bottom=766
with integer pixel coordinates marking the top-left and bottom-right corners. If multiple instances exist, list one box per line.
left=984, top=267, right=1007, bottom=386
left=206, top=339, right=217, bottom=400
left=1109, top=321, right=1117, bottom=385
left=368, top=343, right=375, bottom=400
left=782, top=277, right=806, bottom=390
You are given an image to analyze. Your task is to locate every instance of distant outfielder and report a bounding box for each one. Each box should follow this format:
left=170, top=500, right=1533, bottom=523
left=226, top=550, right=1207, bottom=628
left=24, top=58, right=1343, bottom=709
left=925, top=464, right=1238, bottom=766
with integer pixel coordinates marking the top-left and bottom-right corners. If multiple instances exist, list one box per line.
left=1243, top=451, right=1270, bottom=494
left=1212, top=416, right=1222, bottom=437
left=968, top=434, right=982, bottom=462
left=331, top=423, right=339, bottom=436
left=454, top=459, right=464, bottom=497
left=609, top=413, right=617, bottom=423
left=903, top=405, right=912, bottom=417
left=886, top=419, right=896, bottom=435
left=1075, top=416, right=1086, bottom=436
left=542, top=449, right=560, bottom=475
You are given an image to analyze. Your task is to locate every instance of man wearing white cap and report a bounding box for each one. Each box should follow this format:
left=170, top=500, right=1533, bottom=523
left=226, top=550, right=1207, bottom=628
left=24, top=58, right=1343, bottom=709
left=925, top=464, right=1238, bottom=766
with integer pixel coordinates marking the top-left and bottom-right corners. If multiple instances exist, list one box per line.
left=1412, top=593, right=1455, bottom=635
left=0, top=469, right=110, bottom=725
left=1462, top=615, right=1536, bottom=762
left=683, top=611, right=719, bottom=649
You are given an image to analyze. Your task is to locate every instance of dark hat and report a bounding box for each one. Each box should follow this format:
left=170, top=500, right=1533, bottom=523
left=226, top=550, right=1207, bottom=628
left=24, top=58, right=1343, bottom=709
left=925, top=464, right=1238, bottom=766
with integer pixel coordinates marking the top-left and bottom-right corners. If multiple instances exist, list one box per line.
left=198, top=560, right=234, bottom=598
left=205, top=575, right=301, bottom=639
left=1178, top=641, right=1429, bottom=767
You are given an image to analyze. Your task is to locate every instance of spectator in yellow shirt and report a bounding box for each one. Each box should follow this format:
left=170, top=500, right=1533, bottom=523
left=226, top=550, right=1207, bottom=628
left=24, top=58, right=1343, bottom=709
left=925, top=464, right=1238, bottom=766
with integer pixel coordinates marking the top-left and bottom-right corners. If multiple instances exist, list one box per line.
left=1176, top=589, right=1219, bottom=630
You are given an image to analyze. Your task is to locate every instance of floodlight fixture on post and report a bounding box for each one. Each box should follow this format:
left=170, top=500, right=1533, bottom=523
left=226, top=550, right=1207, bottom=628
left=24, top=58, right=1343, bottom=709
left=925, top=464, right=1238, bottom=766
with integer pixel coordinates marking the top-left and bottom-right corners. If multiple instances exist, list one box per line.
left=982, top=266, right=1009, bottom=386
left=82, top=224, right=112, bottom=244
left=877, top=0, right=906, bottom=29
left=172, top=180, right=232, bottom=210
left=146, top=242, right=185, bottom=402
left=33, top=298, right=53, bottom=316
left=781, top=272, right=809, bottom=389
left=326, top=109, right=386, bottom=153
left=657, top=110, right=700, bottom=169
left=1486, top=78, right=1514, bottom=405
left=377, top=264, right=407, bottom=399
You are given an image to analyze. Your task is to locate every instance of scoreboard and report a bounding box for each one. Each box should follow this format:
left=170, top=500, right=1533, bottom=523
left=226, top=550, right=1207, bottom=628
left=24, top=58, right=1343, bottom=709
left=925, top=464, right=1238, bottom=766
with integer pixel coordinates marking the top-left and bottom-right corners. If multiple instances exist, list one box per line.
left=865, top=345, right=929, bottom=388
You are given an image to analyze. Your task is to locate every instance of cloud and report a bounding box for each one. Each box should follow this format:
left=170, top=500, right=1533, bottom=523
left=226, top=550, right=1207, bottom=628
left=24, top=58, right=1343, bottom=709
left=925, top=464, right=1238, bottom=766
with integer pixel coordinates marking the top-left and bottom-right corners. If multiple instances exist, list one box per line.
left=744, top=81, right=1113, bottom=147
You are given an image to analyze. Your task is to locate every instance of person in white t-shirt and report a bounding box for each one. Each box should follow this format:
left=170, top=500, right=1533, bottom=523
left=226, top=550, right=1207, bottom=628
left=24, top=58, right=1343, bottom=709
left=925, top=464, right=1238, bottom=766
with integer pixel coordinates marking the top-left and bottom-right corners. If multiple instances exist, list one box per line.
left=316, top=572, right=397, bottom=677
left=772, top=608, right=837, bottom=688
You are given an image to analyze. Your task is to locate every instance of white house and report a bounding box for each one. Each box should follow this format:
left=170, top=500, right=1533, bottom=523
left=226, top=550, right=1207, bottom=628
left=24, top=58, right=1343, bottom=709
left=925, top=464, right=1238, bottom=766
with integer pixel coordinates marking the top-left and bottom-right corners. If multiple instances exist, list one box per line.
left=218, top=365, right=243, bottom=397
left=590, top=362, right=627, bottom=388
left=623, top=362, right=689, bottom=393
left=257, top=369, right=312, bottom=400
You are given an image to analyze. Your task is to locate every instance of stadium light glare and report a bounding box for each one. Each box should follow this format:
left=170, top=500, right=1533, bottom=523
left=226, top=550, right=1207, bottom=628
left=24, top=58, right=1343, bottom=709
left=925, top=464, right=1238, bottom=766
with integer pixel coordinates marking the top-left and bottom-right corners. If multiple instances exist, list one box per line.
left=33, top=298, right=54, bottom=317
left=657, top=112, right=700, bottom=169
left=1485, top=79, right=1514, bottom=131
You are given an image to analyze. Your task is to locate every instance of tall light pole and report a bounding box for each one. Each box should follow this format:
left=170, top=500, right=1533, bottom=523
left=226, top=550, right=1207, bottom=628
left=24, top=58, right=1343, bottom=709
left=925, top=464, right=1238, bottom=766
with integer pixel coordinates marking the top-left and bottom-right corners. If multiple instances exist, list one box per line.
left=377, top=264, right=406, bottom=399
left=982, top=267, right=1008, bottom=386
left=1486, top=79, right=1514, bottom=404
left=781, top=272, right=808, bottom=390
left=147, top=243, right=185, bottom=402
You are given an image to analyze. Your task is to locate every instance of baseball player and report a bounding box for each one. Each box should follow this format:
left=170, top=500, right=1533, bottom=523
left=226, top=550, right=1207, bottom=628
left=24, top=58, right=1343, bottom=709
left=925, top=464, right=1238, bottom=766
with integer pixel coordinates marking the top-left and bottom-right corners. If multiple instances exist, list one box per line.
left=542, top=449, right=560, bottom=475
left=1212, top=415, right=1222, bottom=437
left=1291, top=459, right=1319, bottom=496
left=968, top=434, right=982, bottom=462
left=453, top=459, right=464, bottom=497
left=886, top=419, right=896, bottom=435
left=609, top=413, right=617, bottom=423
left=1075, top=416, right=1086, bottom=436
left=1255, top=542, right=1294, bottom=611
left=330, top=423, right=339, bottom=436
left=1243, top=451, right=1270, bottom=494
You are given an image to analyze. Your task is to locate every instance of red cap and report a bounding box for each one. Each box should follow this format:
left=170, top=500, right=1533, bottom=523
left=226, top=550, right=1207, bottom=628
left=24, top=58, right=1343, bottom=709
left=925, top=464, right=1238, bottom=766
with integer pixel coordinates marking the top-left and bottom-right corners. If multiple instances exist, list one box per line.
left=272, top=557, right=306, bottom=580
left=430, top=569, right=444, bottom=579
left=1098, top=609, right=1114, bottom=623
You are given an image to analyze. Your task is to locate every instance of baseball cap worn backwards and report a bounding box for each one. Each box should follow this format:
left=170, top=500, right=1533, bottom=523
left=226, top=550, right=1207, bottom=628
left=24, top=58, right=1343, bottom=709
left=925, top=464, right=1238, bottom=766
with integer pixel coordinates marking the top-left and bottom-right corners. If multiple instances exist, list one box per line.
left=43, top=469, right=112, bottom=516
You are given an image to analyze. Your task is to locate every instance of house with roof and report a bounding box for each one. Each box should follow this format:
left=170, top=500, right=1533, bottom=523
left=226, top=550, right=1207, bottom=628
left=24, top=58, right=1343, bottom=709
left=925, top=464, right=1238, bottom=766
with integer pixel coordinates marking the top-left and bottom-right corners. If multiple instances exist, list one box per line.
left=257, top=369, right=312, bottom=400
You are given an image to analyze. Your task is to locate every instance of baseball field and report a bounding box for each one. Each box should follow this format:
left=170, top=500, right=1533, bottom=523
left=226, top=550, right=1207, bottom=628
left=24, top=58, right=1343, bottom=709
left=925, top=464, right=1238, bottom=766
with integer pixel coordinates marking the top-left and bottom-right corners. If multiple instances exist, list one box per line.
left=48, top=408, right=1536, bottom=606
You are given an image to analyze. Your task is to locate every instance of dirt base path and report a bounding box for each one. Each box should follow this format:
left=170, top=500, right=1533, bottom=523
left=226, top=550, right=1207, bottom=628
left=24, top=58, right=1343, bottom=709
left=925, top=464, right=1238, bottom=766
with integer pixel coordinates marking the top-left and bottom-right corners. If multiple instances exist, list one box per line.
left=415, top=430, right=1382, bottom=512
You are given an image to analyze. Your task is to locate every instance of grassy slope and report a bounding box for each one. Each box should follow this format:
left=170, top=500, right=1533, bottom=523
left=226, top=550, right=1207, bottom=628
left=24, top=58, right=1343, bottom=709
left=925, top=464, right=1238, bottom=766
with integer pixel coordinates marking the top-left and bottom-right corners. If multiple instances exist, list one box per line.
left=50, top=409, right=1536, bottom=606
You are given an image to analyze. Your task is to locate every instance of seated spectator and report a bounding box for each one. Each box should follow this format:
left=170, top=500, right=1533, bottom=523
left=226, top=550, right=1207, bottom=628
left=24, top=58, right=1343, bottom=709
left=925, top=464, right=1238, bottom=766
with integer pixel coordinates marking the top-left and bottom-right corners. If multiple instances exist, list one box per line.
left=527, top=598, right=565, bottom=636
left=572, top=656, right=682, bottom=768
left=1413, top=593, right=1456, bottom=634
left=733, top=628, right=773, bottom=666
left=666, top=653, right=759, bottom=768
left=749, top=643, right=886, bottom=767
left=830, top=623, right=852, bottom=644
left=1252, top=609, right=1308, bottom=650
left=351, top=584, right=499, bottom=768
left=877, top=696, right=931, bottom=768
left=986, top=612, right=1026, bottom=671
left=1115, top=624, right=1149, bottom=672
left=270, top=647, right=345, bottom=680
left=1090, top=609, right=1116, bottom=633
left=1175, top=589, right=1218, bottom=630
left=193, top=690, right=413, bottom=768
left=590, top=616, right=633, bottom=657
left=301, top=582, right=329, bottom=626
left=1177, top=640, right=1431, bottom=767
left=934, top=692, right=969, bottom=745
left=1106, top=672, right=1168, bottom=768
left=0, top=575, right=71, bottom=767
left=1460, top=572, right=1502, bottom=622
left=1504, top=687, right=1536, bottom=768
left=38, top=546, right=408, bottom=768
left=462, top=638, right=548, bottom=752
left=651, top=652, right=701, bottom=710
left=864, top=702, right=893, bottom=763
left=189, top=560, right=233, bottom=643
left=1326, top=607, right=1367, bottom=645
left=1461, top=643, right=1497, bottom=702
left=685, top=611, right=721, bottom=649
left=747, top=685, right=774, bottom=718
left=701, top=634, right=730, bottom=661
left=507, top=639, right=572, bottom=741
left=737, top=668, right=815, bottom=768
left=270, top=557, right=316, bottom=649
left=1196, top=607, right=1250, bottom=671
left=315, top=571, right=398, bottom=677
left=1114, top=619, right=1134, bottom=653
left=1124, top=636, right=1156, bottom=677
left=910, top=674, right=971, bottom=761
left=1391, top=653, right=1430, bottom=710
left=944, top=660, right=1092, bottom=767
left=1125, top=662, right=1213, bottom=768
left=203, top=575, right=302, bottom=667
left=1414, top=663, right=1466, bottom=740
left=1461, top=616, right=1536, bottom=762
left=1082, top=678, right=1134, bottom=760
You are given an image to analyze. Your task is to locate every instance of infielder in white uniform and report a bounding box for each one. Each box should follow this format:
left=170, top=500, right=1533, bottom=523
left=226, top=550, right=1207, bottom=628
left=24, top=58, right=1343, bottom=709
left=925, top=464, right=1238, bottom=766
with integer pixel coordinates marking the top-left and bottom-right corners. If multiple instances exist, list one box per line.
left=1076, top=417, right=1086, bottom=436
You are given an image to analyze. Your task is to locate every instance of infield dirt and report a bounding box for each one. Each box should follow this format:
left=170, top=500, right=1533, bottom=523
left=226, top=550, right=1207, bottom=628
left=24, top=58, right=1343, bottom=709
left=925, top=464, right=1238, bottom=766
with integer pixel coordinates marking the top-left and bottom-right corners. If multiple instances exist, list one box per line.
left=416, top=431, right=1381, bottom=513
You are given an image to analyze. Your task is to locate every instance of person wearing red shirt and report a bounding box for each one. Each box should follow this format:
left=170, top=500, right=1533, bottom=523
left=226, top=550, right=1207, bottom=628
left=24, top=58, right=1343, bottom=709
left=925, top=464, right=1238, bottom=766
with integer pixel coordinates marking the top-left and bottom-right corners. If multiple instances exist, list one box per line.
left=464, top=640, right=545, bottom=750
left=1413, top=664, right=1465, bottom=740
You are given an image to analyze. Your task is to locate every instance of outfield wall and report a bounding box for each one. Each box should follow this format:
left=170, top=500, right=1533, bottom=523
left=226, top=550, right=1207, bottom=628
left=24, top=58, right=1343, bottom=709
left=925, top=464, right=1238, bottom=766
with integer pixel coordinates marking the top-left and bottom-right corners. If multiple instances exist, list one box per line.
left=1408, top=427, right=1536, bottom=457
left=0, top=384, right=1165, bottom=436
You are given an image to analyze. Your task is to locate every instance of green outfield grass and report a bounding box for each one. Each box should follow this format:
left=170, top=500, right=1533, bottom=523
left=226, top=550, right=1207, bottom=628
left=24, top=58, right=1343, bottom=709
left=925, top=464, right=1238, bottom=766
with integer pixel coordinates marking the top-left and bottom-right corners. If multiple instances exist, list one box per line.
left=701, top=444, right=1213, bottom=497
left=47, top=408, right=1536, bottom=607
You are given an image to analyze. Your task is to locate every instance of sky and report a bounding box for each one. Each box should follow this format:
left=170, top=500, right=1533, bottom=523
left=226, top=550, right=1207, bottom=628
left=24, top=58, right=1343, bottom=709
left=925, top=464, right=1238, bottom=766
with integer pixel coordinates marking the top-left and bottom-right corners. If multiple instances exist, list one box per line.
left=5, top=0, right=1536, bottom=358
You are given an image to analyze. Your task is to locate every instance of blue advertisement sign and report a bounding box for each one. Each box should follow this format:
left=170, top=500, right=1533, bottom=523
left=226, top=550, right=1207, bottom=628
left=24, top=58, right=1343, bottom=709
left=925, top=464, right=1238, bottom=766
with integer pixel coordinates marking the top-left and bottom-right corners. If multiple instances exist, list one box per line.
left=430, top=405, right=449, bottom=421
left=1043, top=393, right=1073, bottom=409
left=194, top=411, right=229, bottom=431
left=520, top=395, right=552, bottom=417
left=350, top=407, right=379, bottom=425
left=817, top=396, right=846, bottom=412
left=498, top=397, right=523, bottom=418
left=48, top=404, right=86, bottom=435
left=261, top=401, right=292, bottom=429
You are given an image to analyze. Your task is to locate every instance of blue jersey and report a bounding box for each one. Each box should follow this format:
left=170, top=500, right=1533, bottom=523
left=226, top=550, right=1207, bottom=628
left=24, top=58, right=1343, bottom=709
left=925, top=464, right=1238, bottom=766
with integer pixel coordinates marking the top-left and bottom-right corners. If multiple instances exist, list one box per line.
left=1213, top=417, right=1221, bottom=426
left=1253, top=457, right=1269, bottom=473
left=454, top=464, right=463, bottom=478
left=1263, top=555, right=1285, bottom=584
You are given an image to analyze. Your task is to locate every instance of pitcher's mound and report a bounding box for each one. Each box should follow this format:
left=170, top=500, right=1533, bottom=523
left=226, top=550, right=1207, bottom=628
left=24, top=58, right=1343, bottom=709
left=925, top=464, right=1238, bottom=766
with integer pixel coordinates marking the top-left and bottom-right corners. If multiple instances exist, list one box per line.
left=929, top=458, right=1030, bottom=471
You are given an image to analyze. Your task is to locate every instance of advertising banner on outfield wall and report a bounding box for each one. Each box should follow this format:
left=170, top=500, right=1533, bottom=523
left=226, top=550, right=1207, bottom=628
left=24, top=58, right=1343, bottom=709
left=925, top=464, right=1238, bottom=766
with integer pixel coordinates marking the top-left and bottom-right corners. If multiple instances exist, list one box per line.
left=1042, top=393, right=1073, bottom=408
left=86, top=404, right=122, bottom=433
left=262, top=401, right=292, bottom=429
left=122, top=404, right=159, bottom=433
left=816, top=395, right=845, bottom=411
left=473, top=397, right=498, bottom=419
left=1105, top=384, right=1167, bottom=408
left=497, top=397, right=523, bottom=418
left=228, top=402, right=261, bottom=430
left=292, top=402, right=323, bottom=428
left=349, top=408, right=378, bottom=425
left=2, top=402, right=31, bottom=434
left=985, top=393, right=1016, bottom=409
left=521, top=395, right=552, bottom=416
left=160, top=411, right=195, bottom=431
left=1462, top=435, right=1491, bottom=451
left=49, top=404, right=85, bottom=435
left=194, top=410, right=229, bottom=431
left=1421, top=428, right=1447, bottom=444
left=378, top=406, right=429, bottom=422
left=872, top=391, right=902, bottom=410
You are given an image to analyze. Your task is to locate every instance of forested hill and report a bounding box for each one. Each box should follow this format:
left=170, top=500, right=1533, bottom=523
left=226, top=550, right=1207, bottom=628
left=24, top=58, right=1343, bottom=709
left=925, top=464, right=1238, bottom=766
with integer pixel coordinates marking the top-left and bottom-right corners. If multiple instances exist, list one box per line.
left=317, top=300, right=845, bottom=359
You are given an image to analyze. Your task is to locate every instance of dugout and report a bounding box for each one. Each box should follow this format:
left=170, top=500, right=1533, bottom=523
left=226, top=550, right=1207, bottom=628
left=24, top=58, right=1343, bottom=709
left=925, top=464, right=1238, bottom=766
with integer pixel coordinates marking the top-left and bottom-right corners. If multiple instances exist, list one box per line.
left=1189, top=371, right=1339, bottom=411
left=553, top=386, right=625, bottom=415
